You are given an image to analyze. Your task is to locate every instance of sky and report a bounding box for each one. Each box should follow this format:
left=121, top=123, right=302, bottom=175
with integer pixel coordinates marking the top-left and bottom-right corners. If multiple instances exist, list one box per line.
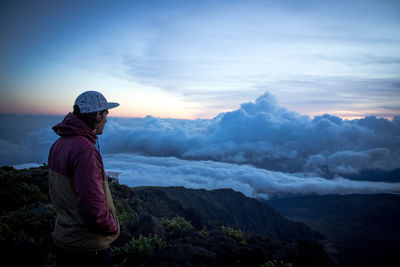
left=1, top=0, right=399, bottom=119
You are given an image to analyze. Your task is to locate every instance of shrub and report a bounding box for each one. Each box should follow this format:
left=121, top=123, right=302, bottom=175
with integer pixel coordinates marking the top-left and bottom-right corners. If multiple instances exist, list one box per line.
left=0, top=168, right=48, bottom=213
left=0, top=202, right=56, bottom=266
left=161, top=216, right=193, bottom=232
left=0, top=203, right=56, bottom=246
left=113, top=201, right=134, bottom=227
left=198, top=226, right=209, bottom=238
left=260, top=260, right=293, bottom=267
left=116, top=234, right=166, bottom=265
left=221, top=226, right=246, bottom=245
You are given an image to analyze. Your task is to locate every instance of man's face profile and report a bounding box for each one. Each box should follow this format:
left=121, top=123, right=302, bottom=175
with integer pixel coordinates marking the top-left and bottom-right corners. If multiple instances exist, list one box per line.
left=95, top=110, right=109, bottom=135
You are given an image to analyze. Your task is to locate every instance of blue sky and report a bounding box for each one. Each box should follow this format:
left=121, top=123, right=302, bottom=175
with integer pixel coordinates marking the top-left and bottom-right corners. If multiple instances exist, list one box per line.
left=0, top=0, right=399, bottom=119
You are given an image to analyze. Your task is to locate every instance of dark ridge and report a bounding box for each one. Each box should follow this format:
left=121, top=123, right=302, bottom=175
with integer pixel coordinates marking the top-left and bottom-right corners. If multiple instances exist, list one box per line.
left=268, top=194, right=400, bottom=267
left=132, top=186, right=324, bottom=241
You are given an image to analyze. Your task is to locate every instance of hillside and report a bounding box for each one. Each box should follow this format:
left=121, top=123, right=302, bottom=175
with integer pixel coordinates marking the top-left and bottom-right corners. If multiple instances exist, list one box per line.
left=0, top=166, right=334, bottom=266
left=267, top=194, right=400, bottom=267
left=132, top=186, right=323, bottom=241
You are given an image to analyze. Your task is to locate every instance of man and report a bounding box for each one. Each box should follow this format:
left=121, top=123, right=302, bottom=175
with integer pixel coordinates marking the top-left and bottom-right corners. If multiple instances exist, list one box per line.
left=48, top=91, right=120, bottom=266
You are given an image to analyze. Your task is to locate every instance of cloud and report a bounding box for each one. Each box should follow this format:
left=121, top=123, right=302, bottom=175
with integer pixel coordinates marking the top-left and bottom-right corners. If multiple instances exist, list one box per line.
left=100, top=92, right=400, bottom=177
left=2, top=92, right=399, bottom=181
left=263, top=76, right=400, bottom=118
left=304, top=148, right=393, bottom=175
left=103, top=153, right=400, bottom=199
left=0, top=128, right=58, bottom=166
left=116, top=0, right=400, bottom=118
left=0, top=115, right=60, bottom=166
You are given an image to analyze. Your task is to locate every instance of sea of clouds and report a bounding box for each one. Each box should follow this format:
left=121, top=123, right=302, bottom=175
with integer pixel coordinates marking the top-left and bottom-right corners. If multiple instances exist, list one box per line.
left=103, top=153, right=400, bottom=199
left=2, top=92, right=400, bottom=198
left=102, top=92, right=400, bottom=176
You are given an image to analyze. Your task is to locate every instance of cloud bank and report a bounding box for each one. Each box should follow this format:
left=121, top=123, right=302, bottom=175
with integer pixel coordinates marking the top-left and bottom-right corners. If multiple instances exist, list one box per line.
left=100, top=92, right=400, bottom=177
left=2, top=92, right=399, bottom=181
left=2, top=92, right=400, bottom=197
left=103, top=153, right=400, bottom=199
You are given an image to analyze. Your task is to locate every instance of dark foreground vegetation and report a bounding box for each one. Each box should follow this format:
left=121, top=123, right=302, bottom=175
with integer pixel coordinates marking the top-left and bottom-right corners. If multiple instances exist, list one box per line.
left=0, top=165, right=334, bottom=266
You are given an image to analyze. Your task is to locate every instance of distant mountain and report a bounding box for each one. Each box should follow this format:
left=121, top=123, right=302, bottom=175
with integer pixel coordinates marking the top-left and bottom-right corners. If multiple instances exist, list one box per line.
left=343, top=168, right=400, bottom=182
left=132, top=186, right=323, bottom=241
left=267, top=194, right=400, bottom=267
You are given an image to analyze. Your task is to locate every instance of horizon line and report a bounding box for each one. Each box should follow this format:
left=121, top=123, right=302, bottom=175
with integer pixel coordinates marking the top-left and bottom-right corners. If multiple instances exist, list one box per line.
left=0, top=111, right=397, bottom=122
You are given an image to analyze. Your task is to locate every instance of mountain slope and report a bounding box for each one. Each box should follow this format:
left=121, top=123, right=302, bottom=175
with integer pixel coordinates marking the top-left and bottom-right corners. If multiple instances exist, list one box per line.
left=132, top=186, right=323, bottom=241
left=267, top=194, right=400, bottom=267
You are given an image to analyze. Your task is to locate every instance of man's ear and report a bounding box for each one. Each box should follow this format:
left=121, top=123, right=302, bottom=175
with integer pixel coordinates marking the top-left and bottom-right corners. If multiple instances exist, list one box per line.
left=96, top=112, right=101, bottom=122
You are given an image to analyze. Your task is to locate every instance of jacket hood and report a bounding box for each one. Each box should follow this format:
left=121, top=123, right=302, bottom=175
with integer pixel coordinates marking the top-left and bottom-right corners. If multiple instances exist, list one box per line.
left=52, top=113, right=97, bottom=144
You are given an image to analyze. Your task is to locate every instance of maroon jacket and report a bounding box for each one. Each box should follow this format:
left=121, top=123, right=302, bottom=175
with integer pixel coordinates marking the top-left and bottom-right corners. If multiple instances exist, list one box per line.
left=48, top=113, right=119, bottom=250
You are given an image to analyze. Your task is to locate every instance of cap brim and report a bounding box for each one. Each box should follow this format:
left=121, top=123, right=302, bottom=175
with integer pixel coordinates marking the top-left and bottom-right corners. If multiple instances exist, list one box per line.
left=106, top=102, right=119, bottom=110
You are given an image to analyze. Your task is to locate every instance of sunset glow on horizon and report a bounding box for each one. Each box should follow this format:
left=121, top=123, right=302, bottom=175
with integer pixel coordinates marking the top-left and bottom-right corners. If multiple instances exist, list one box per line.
left=1, top=0, right=399, bottom=120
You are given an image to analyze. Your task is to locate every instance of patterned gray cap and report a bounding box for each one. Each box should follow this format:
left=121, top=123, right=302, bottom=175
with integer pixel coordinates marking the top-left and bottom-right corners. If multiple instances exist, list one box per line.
left=74, top=91, right=119, bottom=113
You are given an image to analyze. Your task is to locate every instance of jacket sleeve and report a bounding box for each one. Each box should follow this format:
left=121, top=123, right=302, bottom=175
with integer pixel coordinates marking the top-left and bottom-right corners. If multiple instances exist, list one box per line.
left=73, top=147, right=119, bottom=234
